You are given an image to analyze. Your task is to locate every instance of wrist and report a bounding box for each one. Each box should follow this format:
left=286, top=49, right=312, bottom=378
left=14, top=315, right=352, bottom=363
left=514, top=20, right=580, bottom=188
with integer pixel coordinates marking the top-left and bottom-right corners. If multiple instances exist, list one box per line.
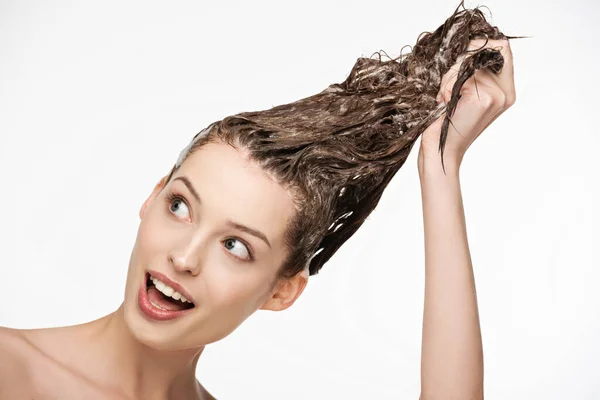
left=418, top=149, right=462, bottom=178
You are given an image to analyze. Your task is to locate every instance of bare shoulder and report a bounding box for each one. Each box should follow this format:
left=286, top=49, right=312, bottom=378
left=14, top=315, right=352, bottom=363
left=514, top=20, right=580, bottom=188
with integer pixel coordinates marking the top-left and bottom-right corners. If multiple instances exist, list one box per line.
left=0, top=326, right=35, bottom=398
left=0, top=326, right=32, bottom=371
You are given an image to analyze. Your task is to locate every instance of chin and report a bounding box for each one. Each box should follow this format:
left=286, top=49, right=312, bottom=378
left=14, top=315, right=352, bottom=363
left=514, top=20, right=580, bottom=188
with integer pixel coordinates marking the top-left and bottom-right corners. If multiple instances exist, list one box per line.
left=120, top=267, right=256, bottom=351
left=122, top=289, right=220, bottom=352
left=122, top=297, right=186, bottom=351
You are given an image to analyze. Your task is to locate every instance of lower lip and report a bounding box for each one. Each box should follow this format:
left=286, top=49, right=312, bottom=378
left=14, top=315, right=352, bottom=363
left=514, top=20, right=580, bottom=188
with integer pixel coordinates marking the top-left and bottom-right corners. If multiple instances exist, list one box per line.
left=138, top=273, right=194, bottom=321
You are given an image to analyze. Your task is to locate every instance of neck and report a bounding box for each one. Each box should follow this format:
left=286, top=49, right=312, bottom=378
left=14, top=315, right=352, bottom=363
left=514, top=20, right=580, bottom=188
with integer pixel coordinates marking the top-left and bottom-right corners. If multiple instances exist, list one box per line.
left=85, top=304, right=205, bottom=399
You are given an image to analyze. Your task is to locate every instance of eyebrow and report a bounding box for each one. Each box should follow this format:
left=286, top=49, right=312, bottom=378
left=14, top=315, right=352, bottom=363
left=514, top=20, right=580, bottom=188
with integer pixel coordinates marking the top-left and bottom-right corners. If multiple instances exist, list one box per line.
left=174, top=176, right=201, bottom=205
left=172, top=175, right=272, bottom=248
left=226, top=220, right=271, bottom=249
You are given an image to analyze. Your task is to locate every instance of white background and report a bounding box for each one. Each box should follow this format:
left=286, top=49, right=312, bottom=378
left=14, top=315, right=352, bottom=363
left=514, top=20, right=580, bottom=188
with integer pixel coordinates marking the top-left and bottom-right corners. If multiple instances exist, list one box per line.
left=1, top=0, right=599, bottom=399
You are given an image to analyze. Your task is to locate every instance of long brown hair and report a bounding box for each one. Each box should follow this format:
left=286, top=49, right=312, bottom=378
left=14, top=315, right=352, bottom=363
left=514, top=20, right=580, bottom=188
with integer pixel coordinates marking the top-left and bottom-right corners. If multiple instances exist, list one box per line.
left=167, top=1, right=521, bottom=279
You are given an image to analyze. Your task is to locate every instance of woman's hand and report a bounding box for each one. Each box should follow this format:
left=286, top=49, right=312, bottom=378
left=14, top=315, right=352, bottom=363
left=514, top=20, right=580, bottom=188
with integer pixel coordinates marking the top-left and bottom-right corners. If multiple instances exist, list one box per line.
left=418, top=38, right=516, bottom=173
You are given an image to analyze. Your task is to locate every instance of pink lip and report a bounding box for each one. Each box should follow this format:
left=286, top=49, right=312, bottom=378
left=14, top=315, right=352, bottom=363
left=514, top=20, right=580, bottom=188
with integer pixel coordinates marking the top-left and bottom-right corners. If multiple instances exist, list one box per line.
left=147, top=269, right=195, bottom=304
left=138, top=272, right=195, bottom=321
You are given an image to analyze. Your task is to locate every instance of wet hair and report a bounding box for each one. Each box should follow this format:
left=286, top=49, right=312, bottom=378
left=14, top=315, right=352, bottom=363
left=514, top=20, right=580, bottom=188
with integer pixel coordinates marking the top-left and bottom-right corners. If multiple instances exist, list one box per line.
left=166, top=1, right=523, bottom=279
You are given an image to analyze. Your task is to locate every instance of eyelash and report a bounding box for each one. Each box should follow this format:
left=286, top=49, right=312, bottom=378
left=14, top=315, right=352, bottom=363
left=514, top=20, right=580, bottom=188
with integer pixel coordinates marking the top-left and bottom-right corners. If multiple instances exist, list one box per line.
left=165, top=192, right=188, bottom=216
left=164, top=191, right=255, bottom=262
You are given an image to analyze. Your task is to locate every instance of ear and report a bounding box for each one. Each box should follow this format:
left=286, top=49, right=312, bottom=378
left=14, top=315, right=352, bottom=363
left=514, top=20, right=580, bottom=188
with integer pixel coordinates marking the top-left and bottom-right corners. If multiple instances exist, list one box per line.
left=260, top=268, right=309, bottom=312
left=139, top=176, right=169, bottom=220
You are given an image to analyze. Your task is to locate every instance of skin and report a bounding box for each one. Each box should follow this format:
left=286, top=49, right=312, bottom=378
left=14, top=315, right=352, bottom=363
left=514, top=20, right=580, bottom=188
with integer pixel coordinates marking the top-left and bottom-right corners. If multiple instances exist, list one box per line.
left=417, top=38, right=515, bottom=400
left=0, top=38, right=515, bottom=399
left=0, top=143, right=308, bottom=399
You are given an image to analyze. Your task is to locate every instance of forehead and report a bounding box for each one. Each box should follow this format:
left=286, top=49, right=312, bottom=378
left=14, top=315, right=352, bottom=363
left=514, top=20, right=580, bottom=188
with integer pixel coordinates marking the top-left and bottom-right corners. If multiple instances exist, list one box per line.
left=174, top=141, right=296, bottom=245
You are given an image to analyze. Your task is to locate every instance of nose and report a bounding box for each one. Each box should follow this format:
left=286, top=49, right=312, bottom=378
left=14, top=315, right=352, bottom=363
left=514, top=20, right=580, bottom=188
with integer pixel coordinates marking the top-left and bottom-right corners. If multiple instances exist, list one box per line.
left=168, top=233, right=206, bottom=276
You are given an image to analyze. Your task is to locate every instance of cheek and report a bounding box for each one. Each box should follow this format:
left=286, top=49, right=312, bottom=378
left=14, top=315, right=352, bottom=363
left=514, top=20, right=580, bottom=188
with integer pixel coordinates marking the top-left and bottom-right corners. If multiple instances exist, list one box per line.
left=135, top=209, right=174, bottom=260
left=125, top=213, right=169, bottom=292
left=204, top=268, right=272, bottom=317
left=178, top=268, right=273, bottom=345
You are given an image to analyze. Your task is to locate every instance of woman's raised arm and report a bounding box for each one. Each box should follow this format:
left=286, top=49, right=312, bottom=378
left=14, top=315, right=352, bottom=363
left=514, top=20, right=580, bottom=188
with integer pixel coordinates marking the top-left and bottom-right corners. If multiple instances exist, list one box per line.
left=416, top=38, right=516, bottom=400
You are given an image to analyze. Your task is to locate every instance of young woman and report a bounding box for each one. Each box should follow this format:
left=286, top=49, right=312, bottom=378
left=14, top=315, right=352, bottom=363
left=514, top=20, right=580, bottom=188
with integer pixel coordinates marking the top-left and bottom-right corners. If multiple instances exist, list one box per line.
left=0, top=6, right=516, bottom=400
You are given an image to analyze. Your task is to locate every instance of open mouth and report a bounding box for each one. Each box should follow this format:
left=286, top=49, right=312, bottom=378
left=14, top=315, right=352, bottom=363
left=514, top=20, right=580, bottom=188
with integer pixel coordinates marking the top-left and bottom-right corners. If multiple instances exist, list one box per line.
left=145, top=272, right=195, bottom=312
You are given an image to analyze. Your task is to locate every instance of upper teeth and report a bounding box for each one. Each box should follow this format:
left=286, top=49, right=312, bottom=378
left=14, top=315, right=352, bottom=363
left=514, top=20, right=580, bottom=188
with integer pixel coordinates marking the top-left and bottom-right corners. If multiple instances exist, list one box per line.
left=151, top=276, right=192, bottom=304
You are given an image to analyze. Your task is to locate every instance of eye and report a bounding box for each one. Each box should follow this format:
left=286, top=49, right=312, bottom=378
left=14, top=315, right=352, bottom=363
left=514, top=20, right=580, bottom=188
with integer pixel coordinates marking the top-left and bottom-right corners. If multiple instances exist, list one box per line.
left=166, top=193, right=190, bottom=220
left=223, top=238, right=252, bottom=261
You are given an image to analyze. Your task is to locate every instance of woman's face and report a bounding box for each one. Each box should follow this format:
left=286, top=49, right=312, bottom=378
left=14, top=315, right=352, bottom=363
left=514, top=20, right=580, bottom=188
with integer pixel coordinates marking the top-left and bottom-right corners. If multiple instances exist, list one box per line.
left=123, top=141, right=305, bottom=350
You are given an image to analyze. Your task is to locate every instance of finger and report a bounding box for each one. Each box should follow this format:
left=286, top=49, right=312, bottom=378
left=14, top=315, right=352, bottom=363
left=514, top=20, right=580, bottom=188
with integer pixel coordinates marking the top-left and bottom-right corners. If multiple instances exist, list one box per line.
left=437, top=38, right=515, bottom=106
left=438, top=70, right=505, bottom=145
left=437, top=57, right=463, bottom=103
left=466, top=74, right=503, bottom=116
left=438, top=59, right=498, bottom=106
left=471, top=38, right=516, bottom=106
left=494, top=39, right=516, bottom=106
left=460, top=72, right=508, bottom=143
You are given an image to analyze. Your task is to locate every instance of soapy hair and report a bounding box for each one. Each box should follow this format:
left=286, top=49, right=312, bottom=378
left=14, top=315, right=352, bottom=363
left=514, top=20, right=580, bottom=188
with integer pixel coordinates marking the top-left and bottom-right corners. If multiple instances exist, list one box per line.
left=167, top=1, right=522, bottom=278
